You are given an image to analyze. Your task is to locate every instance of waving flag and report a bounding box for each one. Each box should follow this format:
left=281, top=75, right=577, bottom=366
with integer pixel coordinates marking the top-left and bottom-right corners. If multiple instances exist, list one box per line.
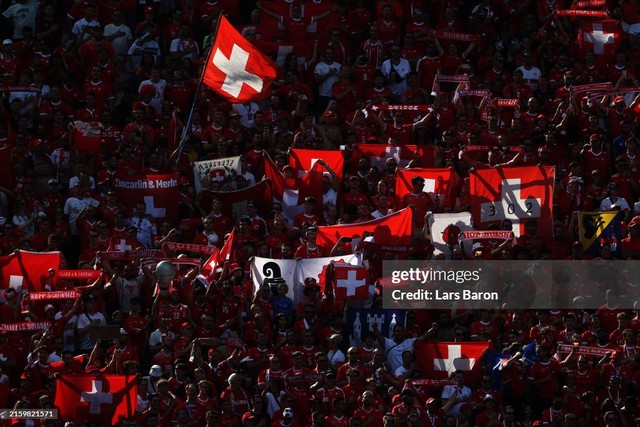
left=352, top=144, right=436, bottom=170
left=578, top=211, right=622, bottom=255
left=577, top=20, right=621, bottom=64
left=202, top=229, right=236, bottom=278
left=290, top=148, right=344, bottom=179
left=395, top=167, right=461, bottom=209
left=200, top=180, right=272, bottom=220
left=113, top=174, right=180, bottom=223
left=316, top=208, right=413, bottom=248
left=54, top=374, right=137, bottom=425
left=469, top=166, right=554, bottom=238
left=203, top=16, right=277, bottom=103
left=264, top=155, right=324, bottom=223
left=0, top=251, right=61, bottom=291
left=414, top=341, right=487, bottom=380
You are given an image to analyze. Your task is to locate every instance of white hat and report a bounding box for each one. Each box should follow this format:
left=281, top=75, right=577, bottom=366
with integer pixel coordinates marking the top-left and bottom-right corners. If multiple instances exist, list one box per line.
left=2, top=39, right=13, bottom=46
left=149, top=365, right=162, bottom=377
left=44, top=304, right=55, bottom=312
left=283, top=408, right=294, bottom=418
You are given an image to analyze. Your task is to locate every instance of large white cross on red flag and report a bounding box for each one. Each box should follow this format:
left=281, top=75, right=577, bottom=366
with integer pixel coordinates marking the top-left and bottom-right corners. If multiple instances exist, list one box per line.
left=414, top=341, right=486, bottom=380
left=203, top=16, right=277, bottom=103
left=578, top=20, right=621, bottom=61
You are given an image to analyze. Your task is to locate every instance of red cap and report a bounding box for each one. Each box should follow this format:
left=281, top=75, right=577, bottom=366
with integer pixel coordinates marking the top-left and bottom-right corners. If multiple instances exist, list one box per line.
left=614, top=96, right=625, bottom=103
left=140, top=85, right=156, bottom=96
left=425, top=397, right=436, bottom=405
left=181, top=322, right=190, bottom=329
left=144, top=6, right=153, bottom=13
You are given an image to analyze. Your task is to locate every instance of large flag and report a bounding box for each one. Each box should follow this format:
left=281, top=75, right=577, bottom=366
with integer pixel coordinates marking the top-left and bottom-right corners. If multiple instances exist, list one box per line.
left=329, top=264, right=369, bottom=300
left=578, top=211, right=623, bottom=255
left=395, top=167, right=461, bottom=209
left=113, top=174, right=180, bottom=223
left=427, top=212, right=474, bottom=258
left=264, top=155, right=324, bottom=223
left=202, top=229, right=236, bottom=278
left=290, top=148, right=344, bottom=179
left=203, top=16, right=277, bottom=103
left=352, top=144, right=436, bottom=170
left=254, top=39, right=316, bottom=68
left=346, top=307, right=406, bottom=347
left=192, top=156, right=242, bottom=193
left=577, top=20, right=621, bottom=65
left=414, top=341, right=486, bottom=380
left=200, top=180, right=272, bottom=220
left=250, top=255, right=361, bottom=302
left=54, top=374, right=137, bottom=425
left=0, top=251, right=61, bottom=291
left=316, top=208, right=413, bottom=248
left=469, top=166, right=554, bottom=238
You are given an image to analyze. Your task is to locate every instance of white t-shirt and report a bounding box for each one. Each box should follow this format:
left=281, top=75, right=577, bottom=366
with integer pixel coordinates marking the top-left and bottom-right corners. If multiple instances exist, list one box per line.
left=314, top=61, right=341, bottom=97
left=383, top=336, right=417, bottom=372
left=128, top=215, right=156, bottom=249
left=381, top=58, right=411, bottom=97
left=516, top=65, right=542, bottom=89
left=138, top=78, right=167, bottom=113
left=63, top=196, right=99, bottom=235
left=71, top=18, right=102, bottom=43
left=76, top=311, right=106, bottom=351
left=600, top=197, right=630, bottom=212
left=169, top=37, right=199, bottom=61
left=103, top=23, right=133, bottom=56
left=441, top=384, right=472, bottom=416
left=2, top=0, right=38, bottom=39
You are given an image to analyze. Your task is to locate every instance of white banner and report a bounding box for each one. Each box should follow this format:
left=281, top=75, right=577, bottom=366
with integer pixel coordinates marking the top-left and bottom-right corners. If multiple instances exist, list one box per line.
left=428, top=212, right=473, bottom=259
left=192, top=156, right=242, bottom=193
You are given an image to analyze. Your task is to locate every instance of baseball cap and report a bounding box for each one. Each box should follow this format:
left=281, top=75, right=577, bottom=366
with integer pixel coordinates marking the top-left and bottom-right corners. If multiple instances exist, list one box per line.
left=2, top=39, right=13, bottom=46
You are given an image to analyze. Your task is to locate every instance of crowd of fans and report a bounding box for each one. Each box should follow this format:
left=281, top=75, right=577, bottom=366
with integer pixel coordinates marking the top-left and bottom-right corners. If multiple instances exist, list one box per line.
left=0, top=0, right=640, bottom=426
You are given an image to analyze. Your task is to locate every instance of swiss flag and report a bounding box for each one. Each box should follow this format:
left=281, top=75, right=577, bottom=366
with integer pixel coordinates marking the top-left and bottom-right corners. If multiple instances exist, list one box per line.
left=577, top=20, right=621, bottom=64
left=395, top=167, right=461, bottom=209
left=0, top=251, right=61, bottom=291
left=72, top=121, right=102, bottom=152
left=54, top=374, right=137, bottom=425
left=289, top=148, right=344, bottom=179
left=316, top=207, right=413, bottom=248
left=264, top=155, right=324, bottom=223
left=331, top=264, right=369, bottom=300
left=414, top=341, right=486, bottom=380
left=200, top=180, right=272, bottom=219
left=202, top=228, right=236, bottom=278
left=469, top=166, right=555, bottom=238
left=352, top=143, right=436, bottom=170
left=113, top=173, right=181, bottom=223
left=203, top=16, right=277, bottom=103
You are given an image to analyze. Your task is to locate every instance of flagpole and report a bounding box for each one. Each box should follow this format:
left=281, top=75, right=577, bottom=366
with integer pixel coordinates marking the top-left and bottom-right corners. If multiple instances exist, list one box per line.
left=178, top=12, right=224, bottom=152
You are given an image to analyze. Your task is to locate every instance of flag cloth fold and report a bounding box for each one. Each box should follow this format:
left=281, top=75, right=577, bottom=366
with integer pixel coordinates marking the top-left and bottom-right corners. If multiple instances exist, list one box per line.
left=395, top=167, right=461, bottom=209
left=203, top=16, right=277, bottom=103
left=414, top=341, right=486, bottom=380
left=289, top=148, right=344, bottom=179
left=54, top=374, right=137, bottom=425
left=202, top=229, right=236, bottom=278
left=0, top=251, right=61, bottom=291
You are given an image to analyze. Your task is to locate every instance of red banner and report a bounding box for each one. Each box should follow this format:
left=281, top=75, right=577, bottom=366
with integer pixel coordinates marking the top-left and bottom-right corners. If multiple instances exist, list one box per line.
left=56, top=270, right=101, bottom=280
left=113, top=174, right=180, bottom=223
left=458, top=90, right=490, bottom=97
left=316, top=208, right=413, bottom=248
left=431, top=30, right=478, bottom=42
left=556, top=9, right=609, bottom=17
left=0, top=251, right=61, bottom=291
left=370, top=104, right=433, bottom=112
left=200, top=180, right=272, bottom=220
left=577, top=20, right=621, bottom=61
left=556, top=345, right=610, bottom=356
left=352, top=143, right=437, bottom=170
left=571, top=0, right=606, bottom=7
left=469, top=166, right=555, bottom=238
left=0, top=321, right=52, bottom=332
left=30, top=290, right=80, bottom=301
left=55, top=374, right=137, bottom=425
left=460, top=230, right=514, bottom=240
left=435, top=74, right=469, bottom=82
left=163, top=242, right=217, bottom=255
left=570, top=82, right=613, bottom=94
left=495, top=99, right=520, bottom=107
left=0, top=84, right=39, bottom=92
left=99, top=250, right=162, bottom=260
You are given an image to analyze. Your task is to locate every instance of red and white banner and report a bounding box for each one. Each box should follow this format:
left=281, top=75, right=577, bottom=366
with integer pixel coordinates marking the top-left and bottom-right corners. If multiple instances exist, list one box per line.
left=556, top=9, right=609, bottom=17
left=250, top=254, right=361, bottom=302
left=30, top=290, right=80, bottom=301
left=469, top=166, right=555, bottom=238
left=203, top=16, right=276, bottom=103
left=435, top=73, right=469, bottom=83
left=431, top=30, right=478, bottom=42
left=0, top=321, right=52, bottom=332
left=316, top=208, right=413, bottom=248
left=71, top=121, right=102, bottom=153
left=415, top=341, right=486, bottom=380
left=427, top=212, right=474, bottom=257
left=113, top=173, right=180, bottom=223
left=460, top=231, right=514, bottom=240
left=577, top=20, right=621, bottom=61
left=290, top=148, right=344, bottom=179
left=395, top=168, right=461, bottom=209
left=202, top=229, right=236, bottom=278
left=200, top=180, right=272, bottom=220
left=56, top=270, right=101, bottom=280
left=99, top=249, right=162, bottom=260
left=457, top=90, right=490, bottom=97
left=571, top=0, right=607, bottom=7
left=494, top=99, right=520, bottom=108
left=192, top=156, right=242, bottom=193
left=556, top=345, right=610, bottom=357
left=55, top=374, right=137, bottom=425
left=570, top=82, right=613, bottom=95
left=0, top=251, right=61, bottom=291
left=264, top=155, right=324, bottom=223
left=370, top=104, right=433, bottom=112
left=0, top=84, right=39, bottom=92
left=352, top=143, right=436, bottom=170
left=331, top=264, right=369, bottom=300
left=163, top=242, right=217, bottom=255
left=254, top=39, right=316, bottom=68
